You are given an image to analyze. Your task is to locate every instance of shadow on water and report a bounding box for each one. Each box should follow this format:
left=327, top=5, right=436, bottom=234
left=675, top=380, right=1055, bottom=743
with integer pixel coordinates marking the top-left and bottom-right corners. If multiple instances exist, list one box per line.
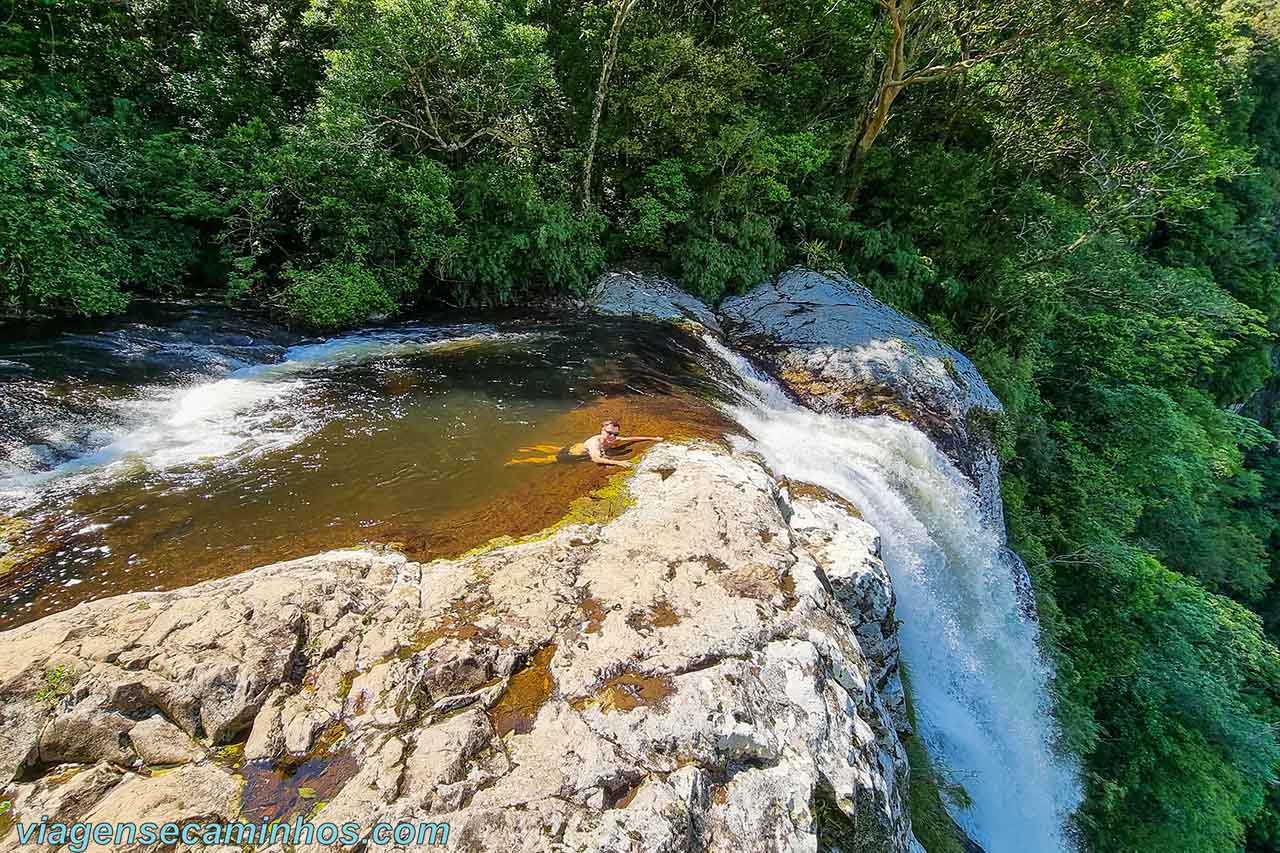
left=0, top=304, right=735, bottom=630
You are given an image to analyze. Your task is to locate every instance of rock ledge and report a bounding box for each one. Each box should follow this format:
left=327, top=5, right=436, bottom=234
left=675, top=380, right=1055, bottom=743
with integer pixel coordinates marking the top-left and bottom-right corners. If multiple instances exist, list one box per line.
left=0, top=442, right=914, bottom=852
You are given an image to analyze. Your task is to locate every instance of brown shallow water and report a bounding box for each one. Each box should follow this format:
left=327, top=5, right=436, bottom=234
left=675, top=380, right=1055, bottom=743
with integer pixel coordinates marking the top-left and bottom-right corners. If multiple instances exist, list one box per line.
left=0, top=310, right=735, bottom=630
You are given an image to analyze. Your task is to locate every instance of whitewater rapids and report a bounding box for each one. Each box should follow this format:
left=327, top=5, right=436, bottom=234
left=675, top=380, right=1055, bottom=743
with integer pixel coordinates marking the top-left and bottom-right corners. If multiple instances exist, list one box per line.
left=704, top=336, right=1082, bottom=852
left=0, top=326, right=538, bottom=508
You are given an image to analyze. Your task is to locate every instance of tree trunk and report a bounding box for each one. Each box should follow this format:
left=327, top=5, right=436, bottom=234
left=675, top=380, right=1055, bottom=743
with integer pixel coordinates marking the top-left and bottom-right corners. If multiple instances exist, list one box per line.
left=839, top=0, right=1041, bottom=206
left=581, top=0, right=637, bottom=208
left=844, top=83, right=901, bottom=204
left=842, top=0, right=911, bottom=205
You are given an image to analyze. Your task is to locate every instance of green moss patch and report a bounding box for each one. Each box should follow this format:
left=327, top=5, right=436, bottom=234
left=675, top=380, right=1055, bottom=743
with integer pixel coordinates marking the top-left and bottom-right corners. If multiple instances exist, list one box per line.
left=814, top=784, right=894, bottom=853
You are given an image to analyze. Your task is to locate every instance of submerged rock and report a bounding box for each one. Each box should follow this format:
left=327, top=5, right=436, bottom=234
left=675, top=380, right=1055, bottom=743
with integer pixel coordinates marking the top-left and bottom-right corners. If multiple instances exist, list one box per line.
left=0, top=442, right=915, bottom=852
left=0, top=516, right=54, bottom=580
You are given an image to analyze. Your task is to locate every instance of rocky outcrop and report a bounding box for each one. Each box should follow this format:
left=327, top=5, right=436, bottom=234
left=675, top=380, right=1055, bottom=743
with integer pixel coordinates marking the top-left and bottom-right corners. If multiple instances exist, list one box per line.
left=719, top=268, right=1035, bottom=616
left=719, top=268, right=1000, bottom=509
left=0, top=442, right=915, bottom=852
left=588, top=271, right=723, bottom=335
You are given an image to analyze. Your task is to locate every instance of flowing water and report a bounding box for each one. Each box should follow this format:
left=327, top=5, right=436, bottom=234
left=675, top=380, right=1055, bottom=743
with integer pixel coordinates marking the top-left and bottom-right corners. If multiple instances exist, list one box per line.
left=0, top=304, right=731, bottom=629
left=702, top=336, right=1081, bottom=852
left=0, top=302, right=1079, bottom=849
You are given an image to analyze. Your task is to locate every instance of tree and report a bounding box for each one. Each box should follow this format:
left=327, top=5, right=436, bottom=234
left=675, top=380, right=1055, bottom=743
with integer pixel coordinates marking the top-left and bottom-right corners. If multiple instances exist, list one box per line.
left=312, top=0, right=563, bottom=161
left=840, top=0, right=1082, bottom=201
left=581, top=0, right=640, bottom=207
left=839, top=0, right=1131, bottom=202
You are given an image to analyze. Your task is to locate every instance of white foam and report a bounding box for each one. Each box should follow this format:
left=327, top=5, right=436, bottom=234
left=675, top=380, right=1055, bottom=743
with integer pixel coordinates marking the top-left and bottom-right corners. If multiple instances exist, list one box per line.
left=705, top=336, right=1082, bottom=851
left=0, top=328, right=539, bottom=508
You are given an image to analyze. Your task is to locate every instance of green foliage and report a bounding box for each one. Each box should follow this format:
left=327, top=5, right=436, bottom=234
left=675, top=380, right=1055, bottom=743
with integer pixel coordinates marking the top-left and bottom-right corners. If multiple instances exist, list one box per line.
left=4, top=0, right=1280, bottom=848
left=0, top=98, right=129, bottom=317
left=310, top=0, right=563, bottom=161
left=278, top=260, right=395, bottom=328
left=34, top=664, right=78, bottom=708
left=441, top=163, right=606, bottom=305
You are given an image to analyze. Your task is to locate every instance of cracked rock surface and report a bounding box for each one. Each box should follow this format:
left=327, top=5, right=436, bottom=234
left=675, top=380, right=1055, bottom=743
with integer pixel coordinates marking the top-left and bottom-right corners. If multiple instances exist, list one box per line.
left=0, top=442, right=914, bottom=852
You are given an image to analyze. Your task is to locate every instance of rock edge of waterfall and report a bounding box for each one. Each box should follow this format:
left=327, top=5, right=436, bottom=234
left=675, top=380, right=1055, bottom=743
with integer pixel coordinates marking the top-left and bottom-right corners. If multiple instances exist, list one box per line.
left=0, top=442, right=916, bottom=852
left=592, top=267, right=1036, bottom=618
left=0, top=269, right=1024, bottom=852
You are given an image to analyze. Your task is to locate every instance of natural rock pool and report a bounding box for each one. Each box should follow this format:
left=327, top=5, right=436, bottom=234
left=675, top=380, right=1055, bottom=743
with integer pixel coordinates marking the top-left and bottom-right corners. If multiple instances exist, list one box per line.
left=0, top=276, right=1083, bottom=851
left=0, top=305, right=732, bottom=629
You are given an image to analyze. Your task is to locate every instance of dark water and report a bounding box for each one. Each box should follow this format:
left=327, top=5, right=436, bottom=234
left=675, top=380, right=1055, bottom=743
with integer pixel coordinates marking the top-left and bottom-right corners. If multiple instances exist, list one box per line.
left=0, top=303, right=733, bottom=629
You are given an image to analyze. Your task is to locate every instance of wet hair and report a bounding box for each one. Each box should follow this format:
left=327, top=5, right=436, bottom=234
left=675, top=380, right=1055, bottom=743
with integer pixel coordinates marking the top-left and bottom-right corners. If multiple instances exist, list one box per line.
left=602, top=419, right=621, bottom=430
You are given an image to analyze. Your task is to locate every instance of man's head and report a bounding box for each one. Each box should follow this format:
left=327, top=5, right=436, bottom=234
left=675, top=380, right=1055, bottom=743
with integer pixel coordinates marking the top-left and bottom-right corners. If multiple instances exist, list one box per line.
left=600, top=419, right=621, bottom=446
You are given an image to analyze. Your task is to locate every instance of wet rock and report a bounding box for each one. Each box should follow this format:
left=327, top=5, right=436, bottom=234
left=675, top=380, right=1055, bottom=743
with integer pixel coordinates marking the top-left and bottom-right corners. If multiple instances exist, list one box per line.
left=0, top=444, right=916, bottom=851
left=720, top=267, right=999, bottom=497
left=0, top=516, right=50, bottom=579
left=294, top=738, right=408, bottom=853
left=588, top=271, right=723, bottom=334
left=721, top=267, right=1036, bottom=617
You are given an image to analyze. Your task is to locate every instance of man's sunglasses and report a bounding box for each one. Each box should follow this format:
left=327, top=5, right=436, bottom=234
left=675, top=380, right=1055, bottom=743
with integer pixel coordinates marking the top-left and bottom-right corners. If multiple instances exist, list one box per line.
left=605, top=430, right=620, bottom=437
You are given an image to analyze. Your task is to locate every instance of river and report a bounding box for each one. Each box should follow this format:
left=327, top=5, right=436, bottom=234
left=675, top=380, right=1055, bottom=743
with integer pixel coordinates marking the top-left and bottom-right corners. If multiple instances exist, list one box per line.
left=0, top=301, right=1080, bottom=851
left=0, top=303, right=731, bottom=628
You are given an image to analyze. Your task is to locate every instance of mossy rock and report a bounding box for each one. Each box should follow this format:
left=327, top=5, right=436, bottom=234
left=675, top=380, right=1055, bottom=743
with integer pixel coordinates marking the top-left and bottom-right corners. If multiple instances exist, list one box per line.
left=815, top=785, right=895, bottom=853
left=0, top=515, right=47, bottom=578
left=454, top=467, right=637, bottom=560
left=900, top=667, right=976, bottom=853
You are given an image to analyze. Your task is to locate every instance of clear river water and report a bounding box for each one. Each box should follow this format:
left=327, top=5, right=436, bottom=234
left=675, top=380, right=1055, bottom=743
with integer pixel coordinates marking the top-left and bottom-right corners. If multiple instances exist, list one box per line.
left=0, top=302, right=1080, bottom=851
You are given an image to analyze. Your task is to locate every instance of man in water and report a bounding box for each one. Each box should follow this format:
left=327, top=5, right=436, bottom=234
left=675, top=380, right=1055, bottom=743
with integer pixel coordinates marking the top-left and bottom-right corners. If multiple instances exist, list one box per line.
left=508, top=419, right=663, bottom=468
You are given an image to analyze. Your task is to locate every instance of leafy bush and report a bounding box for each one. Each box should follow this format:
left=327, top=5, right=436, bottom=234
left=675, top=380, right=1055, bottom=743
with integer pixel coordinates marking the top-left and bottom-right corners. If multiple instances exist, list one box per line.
left=278, top=260, right=396, bottom=328
left=0, top=100, right=129, bottom=317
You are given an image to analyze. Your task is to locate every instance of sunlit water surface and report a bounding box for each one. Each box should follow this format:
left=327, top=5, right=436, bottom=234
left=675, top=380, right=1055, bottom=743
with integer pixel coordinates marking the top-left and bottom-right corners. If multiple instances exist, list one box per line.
left=0, top=304, right=730, bottom=629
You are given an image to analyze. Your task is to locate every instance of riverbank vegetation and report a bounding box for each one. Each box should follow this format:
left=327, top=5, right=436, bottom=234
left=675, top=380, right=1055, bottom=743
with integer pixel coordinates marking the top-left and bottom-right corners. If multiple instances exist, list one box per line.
left=3, top=0, right=1280, bottom=848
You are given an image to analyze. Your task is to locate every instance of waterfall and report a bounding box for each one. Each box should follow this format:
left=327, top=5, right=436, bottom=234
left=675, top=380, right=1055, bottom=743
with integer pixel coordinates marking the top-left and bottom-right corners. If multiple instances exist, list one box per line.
left=704, top=335, right=1082, bottom=852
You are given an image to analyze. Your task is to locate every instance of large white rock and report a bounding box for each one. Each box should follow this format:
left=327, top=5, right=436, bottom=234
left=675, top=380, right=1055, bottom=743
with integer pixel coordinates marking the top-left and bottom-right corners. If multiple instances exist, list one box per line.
left=0, top=442, right=915, bottom=852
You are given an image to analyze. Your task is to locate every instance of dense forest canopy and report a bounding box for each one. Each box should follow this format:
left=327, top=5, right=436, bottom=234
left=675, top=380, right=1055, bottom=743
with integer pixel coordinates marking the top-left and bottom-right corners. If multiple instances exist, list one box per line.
left=3, top=0, right=1280, bottom=849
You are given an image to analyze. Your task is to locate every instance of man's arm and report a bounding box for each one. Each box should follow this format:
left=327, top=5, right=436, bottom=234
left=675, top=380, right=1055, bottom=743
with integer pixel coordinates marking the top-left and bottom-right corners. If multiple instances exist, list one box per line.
left=588, top=439, right=631, bottom=468
left=612, top=435, right=664, bottom=448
